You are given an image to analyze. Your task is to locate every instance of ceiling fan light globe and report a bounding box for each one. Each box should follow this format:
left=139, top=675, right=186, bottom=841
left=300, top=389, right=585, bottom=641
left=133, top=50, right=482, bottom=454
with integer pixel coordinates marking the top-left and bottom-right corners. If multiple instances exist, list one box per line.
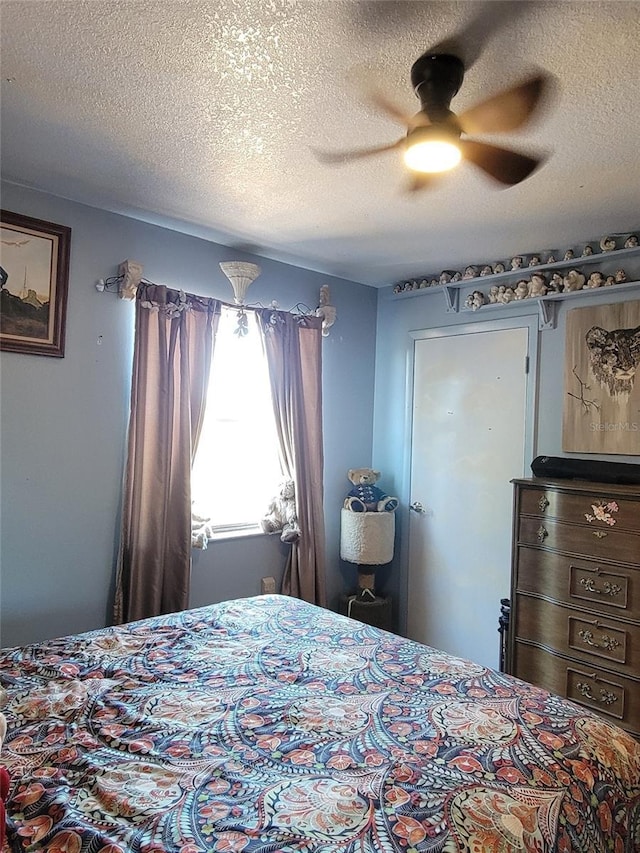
left=404, top=140, right=461, bottom=173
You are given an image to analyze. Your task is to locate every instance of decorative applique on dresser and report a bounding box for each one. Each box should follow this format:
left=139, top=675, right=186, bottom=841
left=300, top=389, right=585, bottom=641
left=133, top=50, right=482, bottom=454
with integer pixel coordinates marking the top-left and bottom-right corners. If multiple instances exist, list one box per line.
left=508, top=477, right=640, bottom=737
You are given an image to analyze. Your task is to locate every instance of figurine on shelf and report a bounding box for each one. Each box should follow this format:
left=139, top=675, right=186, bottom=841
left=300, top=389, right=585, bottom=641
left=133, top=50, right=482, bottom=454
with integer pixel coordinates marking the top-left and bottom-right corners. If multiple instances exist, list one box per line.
left=418, top=280, right=429, bottom=289
left=548, top=273, right=564, bottom=292
left=528, top=255, right=541, bottom=267
left=501, top=286, right=516, bottom=304
left=514, top=280, right=529, bottom=300
left=439, top=271, right=452, bottom=284
left=600, top=236, right=616, bottom=252
left=604, top=276, right=616, bottom=287
left=464, top=290, right=486, bottom=311
left=563, top=269, right=586, bottom=292
left=585, top=272, right=605, bottom=289
left=582, top=245, right=594, bottom=256
left=429, top=279, right=439, bottom=287
left=494, top=262, right=506, bottom=273
left=488, top=285, right=500, bottom=303
left=472, top=290, right=486, bottom=310
left=480, top=265, right=493, bottom=276
left=615, top=268, right=627, bottom=282
left=563, top=249, right=575, bottom=261
left=463, top=265, right=479, bottom=279
left=624, top=235, right=639, bottom=248
left=510, top=256, right=524, bottom=270
left=393, top=283, right=403, bottom=294
left=450, top=271, right=462, bottom=282
left=529, top=274, right=547, bottom=297
left=546, top=254, right=557, bottom=264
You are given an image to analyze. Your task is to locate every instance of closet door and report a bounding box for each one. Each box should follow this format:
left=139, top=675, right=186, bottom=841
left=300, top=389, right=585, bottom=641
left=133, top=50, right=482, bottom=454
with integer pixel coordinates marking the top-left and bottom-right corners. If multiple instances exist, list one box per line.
left=407, top=322, right=532, bottom=668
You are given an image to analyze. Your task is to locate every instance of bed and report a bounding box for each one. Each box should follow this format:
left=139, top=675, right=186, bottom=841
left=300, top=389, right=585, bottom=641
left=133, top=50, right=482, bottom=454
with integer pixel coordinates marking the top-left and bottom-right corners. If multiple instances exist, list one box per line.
left=1, top=594, right=639, bottom=852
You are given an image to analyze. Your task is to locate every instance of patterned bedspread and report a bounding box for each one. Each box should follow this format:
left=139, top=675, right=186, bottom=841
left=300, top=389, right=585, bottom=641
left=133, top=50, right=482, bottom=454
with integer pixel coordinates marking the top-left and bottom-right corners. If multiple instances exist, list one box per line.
left=1, top=594, right=639, bottom=852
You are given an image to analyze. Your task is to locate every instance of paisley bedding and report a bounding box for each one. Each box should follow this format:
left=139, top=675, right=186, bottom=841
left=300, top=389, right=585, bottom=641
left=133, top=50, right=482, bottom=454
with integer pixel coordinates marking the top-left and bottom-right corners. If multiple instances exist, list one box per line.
left=1, top=594, right=639, bottom=852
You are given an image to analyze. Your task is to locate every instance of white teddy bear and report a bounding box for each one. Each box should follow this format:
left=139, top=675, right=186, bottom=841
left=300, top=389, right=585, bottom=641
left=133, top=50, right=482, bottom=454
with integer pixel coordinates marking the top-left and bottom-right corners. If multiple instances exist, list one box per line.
left=261, top=479, right=301, bottom=543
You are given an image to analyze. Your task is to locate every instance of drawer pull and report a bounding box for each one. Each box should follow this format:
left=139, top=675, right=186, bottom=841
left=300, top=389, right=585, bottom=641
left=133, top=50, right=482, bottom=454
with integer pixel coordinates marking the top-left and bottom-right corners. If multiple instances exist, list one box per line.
left=592, top=530, right=608, bottom=539
left=538, top=496, right=549, bottom=512
left=579, top=577, right=622, bottom=597
left=536, top=525, right=548, bottom=543
left=578, top=629, right=620, bottom=651
left=576, top=682, right=618, bottom=706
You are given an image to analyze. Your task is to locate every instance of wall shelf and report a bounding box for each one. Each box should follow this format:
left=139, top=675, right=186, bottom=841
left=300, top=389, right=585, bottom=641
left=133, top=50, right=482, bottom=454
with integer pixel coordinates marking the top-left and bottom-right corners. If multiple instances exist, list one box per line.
left=392, top=244, right=640, bottom=329
left=460, top=279, right=640, bottom=330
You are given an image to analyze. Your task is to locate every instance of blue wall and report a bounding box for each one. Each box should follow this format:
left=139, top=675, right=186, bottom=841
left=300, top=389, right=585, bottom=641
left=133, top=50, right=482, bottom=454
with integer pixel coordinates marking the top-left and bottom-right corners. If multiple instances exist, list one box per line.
left=0, top=183, right=378, bottom=647
left=3, top=182, right=637, bottom=649
left=373, top=256, right=640, bottom=634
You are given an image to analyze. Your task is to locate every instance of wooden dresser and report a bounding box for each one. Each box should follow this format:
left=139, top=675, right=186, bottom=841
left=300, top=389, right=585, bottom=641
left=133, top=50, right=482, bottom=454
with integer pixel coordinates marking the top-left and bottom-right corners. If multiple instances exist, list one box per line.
left=509, top=477, right=640, bottom=737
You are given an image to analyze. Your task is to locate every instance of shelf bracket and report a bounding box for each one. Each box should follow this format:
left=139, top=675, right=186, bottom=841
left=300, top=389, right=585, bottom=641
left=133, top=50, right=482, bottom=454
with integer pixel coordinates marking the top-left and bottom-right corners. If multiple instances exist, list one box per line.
left=443, top=285, right=459, bottom=313
left=538, top=298, right=558, bottom=330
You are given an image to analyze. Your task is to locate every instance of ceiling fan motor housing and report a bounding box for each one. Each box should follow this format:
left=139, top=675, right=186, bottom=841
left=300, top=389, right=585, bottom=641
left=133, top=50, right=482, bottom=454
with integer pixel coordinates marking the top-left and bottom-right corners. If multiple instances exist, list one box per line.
left=410, top=53, right=465, bottom=121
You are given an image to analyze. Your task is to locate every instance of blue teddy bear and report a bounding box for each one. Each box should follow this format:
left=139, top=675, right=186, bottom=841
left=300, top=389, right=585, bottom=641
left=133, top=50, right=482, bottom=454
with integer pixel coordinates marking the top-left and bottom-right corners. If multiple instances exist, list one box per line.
left=343, top=468, right=399, bottom=513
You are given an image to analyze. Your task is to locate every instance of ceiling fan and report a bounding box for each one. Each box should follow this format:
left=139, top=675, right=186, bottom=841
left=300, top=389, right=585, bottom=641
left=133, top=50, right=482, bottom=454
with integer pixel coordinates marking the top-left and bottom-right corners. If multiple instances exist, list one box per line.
left=315, top=52, right=551, bottom=191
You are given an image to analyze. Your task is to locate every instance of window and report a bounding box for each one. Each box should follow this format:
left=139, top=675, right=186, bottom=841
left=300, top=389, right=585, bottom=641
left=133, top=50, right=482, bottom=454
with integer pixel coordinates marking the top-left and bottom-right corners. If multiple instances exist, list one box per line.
left=191, top=307, right=282, bottom=534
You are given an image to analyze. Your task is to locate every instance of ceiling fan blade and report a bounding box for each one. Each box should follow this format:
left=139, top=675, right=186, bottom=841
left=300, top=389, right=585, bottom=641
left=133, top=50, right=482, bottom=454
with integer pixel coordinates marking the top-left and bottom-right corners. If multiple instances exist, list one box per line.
left=460, top=139, right=543, bottom=185
left=457, top=73, right=550, bottom=135
left=425, top=1, right=533, bottom=72
left=312, top=139, right=404, bottom=165
left=347, top=65, right=429, bottom=130
left=367, top=90, right=430, bottom=130
left=367, top=90, right=414, bottom=126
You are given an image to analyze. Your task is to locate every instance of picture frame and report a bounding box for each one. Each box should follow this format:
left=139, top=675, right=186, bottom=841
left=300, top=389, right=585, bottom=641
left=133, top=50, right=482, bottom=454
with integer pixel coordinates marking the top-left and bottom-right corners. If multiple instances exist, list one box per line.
left=562, top=300, right=640, bottom=455
left=0, top=209, right=71, bottom=357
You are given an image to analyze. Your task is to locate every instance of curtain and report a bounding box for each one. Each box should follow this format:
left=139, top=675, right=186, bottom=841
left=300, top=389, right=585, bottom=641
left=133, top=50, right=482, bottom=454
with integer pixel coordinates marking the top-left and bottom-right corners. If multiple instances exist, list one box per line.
left=257, top=309, right=326, bottom=606
left=113, top=284, right=221, bottom=624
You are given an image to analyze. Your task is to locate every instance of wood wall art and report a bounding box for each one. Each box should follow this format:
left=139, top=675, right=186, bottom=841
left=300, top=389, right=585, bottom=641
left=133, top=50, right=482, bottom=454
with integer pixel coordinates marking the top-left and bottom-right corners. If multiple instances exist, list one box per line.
left=563, top=300, right=640, bottom=455
left=0, top=210, right=71, bottom=357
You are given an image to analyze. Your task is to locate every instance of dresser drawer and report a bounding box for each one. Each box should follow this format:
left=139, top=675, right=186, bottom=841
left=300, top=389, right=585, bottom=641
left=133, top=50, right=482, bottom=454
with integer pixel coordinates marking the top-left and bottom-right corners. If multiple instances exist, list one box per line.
left=519, top=487, right=640, bottom=532
left=518, top=516, right=640, bottom=563
left=513, top=642, right=640, bottom=734
left=515, top=546, right=640, bottom=620
left=515, top=593, right=640, bottom=675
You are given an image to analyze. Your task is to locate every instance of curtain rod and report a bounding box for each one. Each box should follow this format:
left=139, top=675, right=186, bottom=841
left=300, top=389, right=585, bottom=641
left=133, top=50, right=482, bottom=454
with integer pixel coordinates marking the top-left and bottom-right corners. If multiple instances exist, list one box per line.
left=94, top=260, right=337, bottom=335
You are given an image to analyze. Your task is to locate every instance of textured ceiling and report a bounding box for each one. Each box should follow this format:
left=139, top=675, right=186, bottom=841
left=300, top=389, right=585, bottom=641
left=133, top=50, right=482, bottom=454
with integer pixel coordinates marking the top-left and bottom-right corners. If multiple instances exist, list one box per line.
left=1, top=1, right=639, bottom=287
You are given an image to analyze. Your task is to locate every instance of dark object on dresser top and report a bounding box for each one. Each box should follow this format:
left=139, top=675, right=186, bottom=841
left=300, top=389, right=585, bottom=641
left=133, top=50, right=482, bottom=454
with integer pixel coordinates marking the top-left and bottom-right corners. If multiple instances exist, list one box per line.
left=531, top=455, right=640, bottom=485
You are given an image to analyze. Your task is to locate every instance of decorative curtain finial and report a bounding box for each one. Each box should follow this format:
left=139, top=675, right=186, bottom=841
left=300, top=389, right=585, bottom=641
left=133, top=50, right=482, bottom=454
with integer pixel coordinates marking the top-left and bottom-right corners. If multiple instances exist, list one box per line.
left=316, top=284, right=337, bottom=336
left=118, top=259, right=144, bottom=300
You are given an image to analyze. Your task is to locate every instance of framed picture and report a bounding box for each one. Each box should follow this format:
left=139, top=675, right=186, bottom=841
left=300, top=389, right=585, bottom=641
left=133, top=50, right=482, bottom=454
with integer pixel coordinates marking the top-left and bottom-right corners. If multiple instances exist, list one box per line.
left=562, top=300, right=640, bottom=455
left=0, top=210, right=71, bottom=357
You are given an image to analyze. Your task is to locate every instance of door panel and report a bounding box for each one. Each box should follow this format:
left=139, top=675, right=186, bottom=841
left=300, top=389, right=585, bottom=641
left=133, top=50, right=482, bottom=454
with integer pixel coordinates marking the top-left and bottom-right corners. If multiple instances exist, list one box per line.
left=407, top=326, right=529, bottom=668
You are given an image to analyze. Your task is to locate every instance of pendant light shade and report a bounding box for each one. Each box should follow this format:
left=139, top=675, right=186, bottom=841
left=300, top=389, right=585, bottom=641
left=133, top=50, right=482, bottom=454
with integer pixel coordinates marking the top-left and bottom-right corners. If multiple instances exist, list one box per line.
left=219, top=261, right=261, bottom=305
